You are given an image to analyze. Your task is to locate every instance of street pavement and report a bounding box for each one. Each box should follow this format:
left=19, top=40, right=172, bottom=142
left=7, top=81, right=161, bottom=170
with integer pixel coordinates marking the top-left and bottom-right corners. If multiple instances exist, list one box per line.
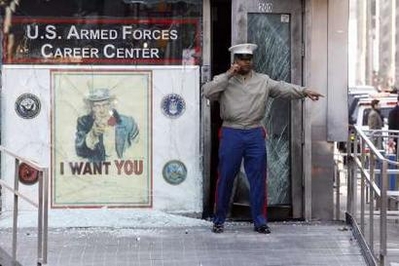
left=0, top=221, right=367, bottom=266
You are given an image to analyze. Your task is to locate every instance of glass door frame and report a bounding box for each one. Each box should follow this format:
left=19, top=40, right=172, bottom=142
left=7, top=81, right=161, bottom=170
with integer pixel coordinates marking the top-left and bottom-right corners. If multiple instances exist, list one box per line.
left=231, top=0, right=305, bottom=219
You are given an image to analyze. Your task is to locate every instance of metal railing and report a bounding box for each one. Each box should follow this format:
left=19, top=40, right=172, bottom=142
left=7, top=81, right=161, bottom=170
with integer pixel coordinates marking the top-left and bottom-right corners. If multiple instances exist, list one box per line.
left=0, top=145, right=48, bottom=265
left=338, top=126, right=399, bottom=266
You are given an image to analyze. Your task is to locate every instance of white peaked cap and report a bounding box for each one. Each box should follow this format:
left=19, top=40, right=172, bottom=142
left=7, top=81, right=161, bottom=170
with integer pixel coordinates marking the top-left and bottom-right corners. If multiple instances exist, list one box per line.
left=228, top=43, right=258, bottom=54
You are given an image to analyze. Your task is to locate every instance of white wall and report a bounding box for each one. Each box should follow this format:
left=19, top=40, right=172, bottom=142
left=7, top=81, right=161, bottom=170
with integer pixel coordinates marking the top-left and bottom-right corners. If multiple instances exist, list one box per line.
left=1, top=65, right=202, bottom=215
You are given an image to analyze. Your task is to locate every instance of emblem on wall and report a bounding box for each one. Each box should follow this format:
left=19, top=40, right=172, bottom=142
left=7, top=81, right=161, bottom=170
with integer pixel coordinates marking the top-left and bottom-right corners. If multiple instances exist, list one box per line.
left=162, top=160, right=187, bottom=185
left=15, top=93, right=41, bottom=119
left=161, top=93, right=186, bottom=118
left=18, top=162, right=39, bottom=185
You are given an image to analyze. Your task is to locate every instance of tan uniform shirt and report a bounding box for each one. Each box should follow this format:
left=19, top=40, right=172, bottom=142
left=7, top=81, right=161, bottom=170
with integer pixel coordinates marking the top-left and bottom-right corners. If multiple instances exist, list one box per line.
left=203, top=71, right=307, bottom=129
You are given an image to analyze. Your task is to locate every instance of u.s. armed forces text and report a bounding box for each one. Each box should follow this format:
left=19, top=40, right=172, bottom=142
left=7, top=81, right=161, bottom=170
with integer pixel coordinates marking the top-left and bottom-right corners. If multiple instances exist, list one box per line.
left=26, top=24, right=179, bottom=59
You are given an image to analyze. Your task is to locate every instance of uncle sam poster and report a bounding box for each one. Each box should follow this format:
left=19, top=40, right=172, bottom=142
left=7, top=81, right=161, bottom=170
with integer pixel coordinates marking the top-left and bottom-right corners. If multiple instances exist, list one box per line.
left=51, top=70, right=152, bottom=207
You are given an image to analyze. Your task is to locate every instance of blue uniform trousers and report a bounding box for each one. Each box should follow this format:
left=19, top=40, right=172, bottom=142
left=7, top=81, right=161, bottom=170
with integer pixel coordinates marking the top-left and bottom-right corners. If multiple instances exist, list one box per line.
left=213, top=127, right=268, bottom=227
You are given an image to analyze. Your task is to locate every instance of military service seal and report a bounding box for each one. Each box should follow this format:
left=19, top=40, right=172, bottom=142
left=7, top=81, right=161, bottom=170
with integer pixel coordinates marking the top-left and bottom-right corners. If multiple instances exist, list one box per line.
left=161, top=93, right=186, bottom=118
left=15, top=93, right=41, bottom=119
left=162, top=160, right=187, bottom=185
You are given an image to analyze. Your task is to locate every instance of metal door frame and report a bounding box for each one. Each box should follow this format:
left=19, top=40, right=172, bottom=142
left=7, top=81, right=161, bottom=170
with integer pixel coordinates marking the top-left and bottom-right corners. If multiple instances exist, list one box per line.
left=201, top=0, right=212, bottom=217
left=231, top=0, right=305, bottom=219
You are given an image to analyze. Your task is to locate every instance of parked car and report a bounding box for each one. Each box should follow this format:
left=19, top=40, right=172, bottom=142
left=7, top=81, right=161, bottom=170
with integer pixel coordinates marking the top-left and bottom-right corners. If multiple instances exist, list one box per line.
left=354, top=95, right=397, bottom=129
left=348, top=85, right=379, bottom=124
left=348, top=85, right=379, bottom=94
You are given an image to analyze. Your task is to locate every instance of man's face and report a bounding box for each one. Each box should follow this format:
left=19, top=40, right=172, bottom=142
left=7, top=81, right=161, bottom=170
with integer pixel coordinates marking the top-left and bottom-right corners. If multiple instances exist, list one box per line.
left=92, top=100, right=111, bottom=121
left=372, top=102, right=380, bottom=110
left=235, top=54, right=253, bottom=75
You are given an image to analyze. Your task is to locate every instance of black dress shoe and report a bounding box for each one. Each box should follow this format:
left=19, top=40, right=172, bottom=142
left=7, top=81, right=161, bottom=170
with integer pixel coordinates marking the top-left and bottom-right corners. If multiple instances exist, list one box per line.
left=254, top=224, right=271, bottom=234
left=212, top=223, right=224, bottom=233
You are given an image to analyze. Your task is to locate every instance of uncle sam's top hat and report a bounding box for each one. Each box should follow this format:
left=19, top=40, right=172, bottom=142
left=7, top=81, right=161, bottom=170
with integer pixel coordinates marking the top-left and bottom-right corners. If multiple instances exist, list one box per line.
left=228, top=43, right=258, bottom=55
left=85, top=88, right=115, bottom=102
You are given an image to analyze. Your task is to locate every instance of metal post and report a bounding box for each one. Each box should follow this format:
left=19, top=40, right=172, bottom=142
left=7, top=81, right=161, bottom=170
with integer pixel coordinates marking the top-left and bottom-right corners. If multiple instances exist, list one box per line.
left=369, top=152, right=375, bottom=252
left=352, top=132, right=359, bottom=216
left=37, top=169, right=49, bottom=265
left=201, top=0, right=212, bottom=218
left=360, top=140, right=366, bottom=233
left=347, top=158, right=352, bottom=214
left=12, top=158, right=19, bottom=262
left=380, top=161, right=388, bottom=265
left=335, top=161, right=341, bottom=220
left=37, top=171, right=43, bottom=265
left=43, top=169, right=49, bottom=264
left=347, top=131, right=353, bottom=214
left=366, top=153, right=370, bottom=204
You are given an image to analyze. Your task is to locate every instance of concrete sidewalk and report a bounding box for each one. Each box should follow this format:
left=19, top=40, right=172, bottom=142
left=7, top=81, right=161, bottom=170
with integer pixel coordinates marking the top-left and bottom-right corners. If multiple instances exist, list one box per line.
left=0, top=221, right=366, bottom=266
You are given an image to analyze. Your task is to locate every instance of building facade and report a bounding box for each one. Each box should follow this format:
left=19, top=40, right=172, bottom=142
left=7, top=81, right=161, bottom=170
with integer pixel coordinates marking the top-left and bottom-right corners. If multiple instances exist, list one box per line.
left=0, top=0, right=349, bottom=223
left=352, top=0, right=398, bottom=90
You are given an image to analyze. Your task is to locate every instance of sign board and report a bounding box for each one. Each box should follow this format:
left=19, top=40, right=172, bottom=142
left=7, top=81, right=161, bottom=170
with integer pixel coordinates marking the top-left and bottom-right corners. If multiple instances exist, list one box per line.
left=5, top=18, right=201, bottom=65
left=51, top=70, right=152, bottom=207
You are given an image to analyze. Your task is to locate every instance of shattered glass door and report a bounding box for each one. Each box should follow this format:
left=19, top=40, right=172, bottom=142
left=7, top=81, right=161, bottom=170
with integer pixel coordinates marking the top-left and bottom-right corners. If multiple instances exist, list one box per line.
left=249, top=13, right=292, bottom=205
